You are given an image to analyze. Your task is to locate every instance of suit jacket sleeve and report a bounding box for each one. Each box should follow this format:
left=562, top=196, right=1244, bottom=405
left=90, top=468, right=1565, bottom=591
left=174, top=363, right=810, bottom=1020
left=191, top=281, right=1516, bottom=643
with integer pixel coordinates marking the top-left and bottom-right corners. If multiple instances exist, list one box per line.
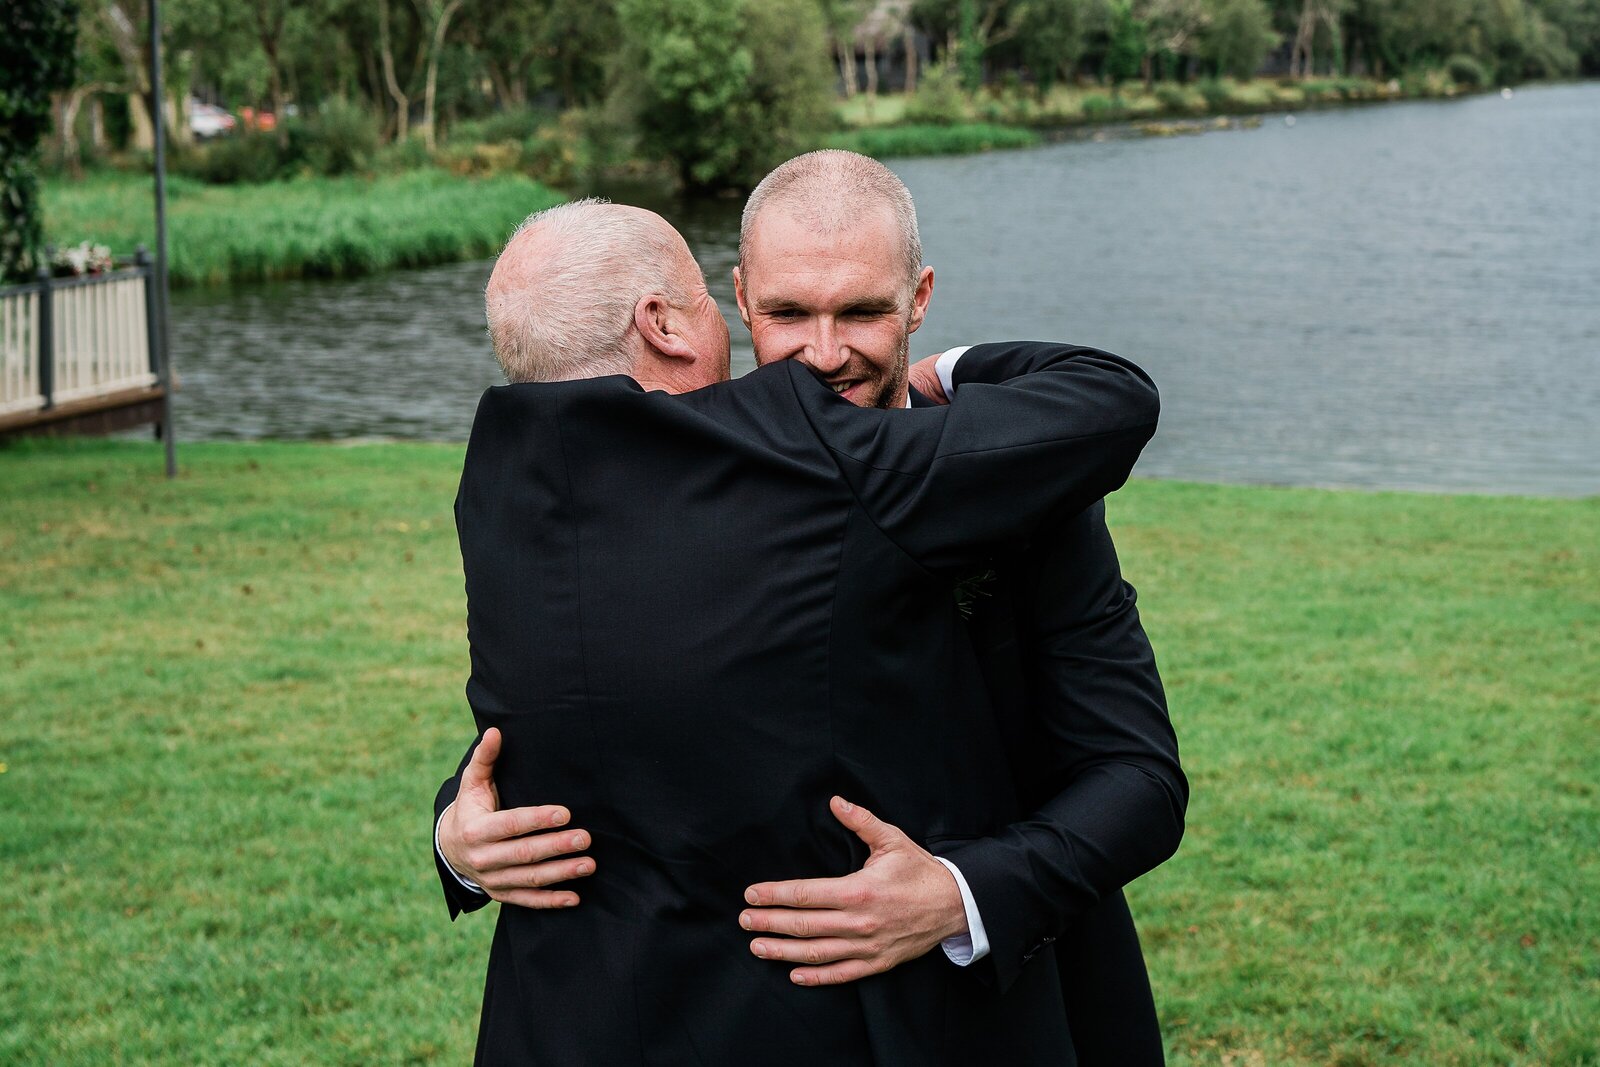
left=940, top=500, right=1187, bottom=991
left=797, top=341, right=1159, bottom=575
left=433, top=735, right=493, bottom=920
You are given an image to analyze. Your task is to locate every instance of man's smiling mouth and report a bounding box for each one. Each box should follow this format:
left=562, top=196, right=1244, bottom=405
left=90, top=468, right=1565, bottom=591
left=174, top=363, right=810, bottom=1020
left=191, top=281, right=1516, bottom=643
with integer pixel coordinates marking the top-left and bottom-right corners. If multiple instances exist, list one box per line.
left=829, top=380, right=858, bottom=394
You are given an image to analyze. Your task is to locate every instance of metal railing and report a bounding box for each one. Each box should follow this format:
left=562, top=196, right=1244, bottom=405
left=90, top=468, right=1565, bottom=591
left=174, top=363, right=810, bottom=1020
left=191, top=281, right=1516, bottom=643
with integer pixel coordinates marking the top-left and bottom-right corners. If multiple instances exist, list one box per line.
left=0, top=249, right=161, bottom=419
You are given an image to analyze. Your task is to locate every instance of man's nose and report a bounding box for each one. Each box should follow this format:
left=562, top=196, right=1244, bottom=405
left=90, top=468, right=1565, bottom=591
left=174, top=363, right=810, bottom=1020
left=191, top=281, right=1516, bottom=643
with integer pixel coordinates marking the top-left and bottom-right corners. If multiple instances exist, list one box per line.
left=803, top=320, right=847, bottom=373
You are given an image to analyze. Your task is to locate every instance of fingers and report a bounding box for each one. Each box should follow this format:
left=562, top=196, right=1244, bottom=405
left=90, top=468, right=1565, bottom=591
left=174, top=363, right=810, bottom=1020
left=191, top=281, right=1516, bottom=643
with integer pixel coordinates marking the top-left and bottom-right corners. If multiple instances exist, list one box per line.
left=788, top=959, right=884, bottom=987
left=476, top=853, right=597, bottom=893
left=471, top=826, right=592, bottom=873
left=748, top=936, right=860, bottom=967
left=906, top=355, right=949, bottom=404
left=462, top=728, right=501, bottom=788
left=828, top=796, right=904, bottom=853
left=471, top=803, right=572, bottom=846
left=744, top=875, right=852, bottom=909
left=740, top=905, right=875, bottom=940
left=491, top=886, right=582, bottom=910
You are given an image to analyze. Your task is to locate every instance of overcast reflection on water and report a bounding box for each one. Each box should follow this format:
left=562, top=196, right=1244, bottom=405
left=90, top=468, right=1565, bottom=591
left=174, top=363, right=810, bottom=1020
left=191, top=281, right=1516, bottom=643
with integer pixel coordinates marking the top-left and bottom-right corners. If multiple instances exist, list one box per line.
left=167, top=82, right=1599, bottom=495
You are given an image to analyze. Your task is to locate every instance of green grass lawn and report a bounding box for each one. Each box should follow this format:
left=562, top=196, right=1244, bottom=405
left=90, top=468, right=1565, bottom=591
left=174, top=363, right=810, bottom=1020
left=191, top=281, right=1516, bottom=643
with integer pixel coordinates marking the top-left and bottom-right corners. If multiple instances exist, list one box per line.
left=43, top=169, right=564, bottom=287
left=2, top=440, right=1595, bottom=1065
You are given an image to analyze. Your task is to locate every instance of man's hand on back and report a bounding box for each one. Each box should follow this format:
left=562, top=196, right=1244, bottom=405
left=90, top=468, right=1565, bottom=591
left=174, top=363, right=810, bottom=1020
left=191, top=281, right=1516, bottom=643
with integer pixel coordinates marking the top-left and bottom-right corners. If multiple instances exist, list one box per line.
left=739, top=796, right=967, bottom=986
left=907, top=354, right=950, bottom=405
left=438, top=727, right=596, bottom=908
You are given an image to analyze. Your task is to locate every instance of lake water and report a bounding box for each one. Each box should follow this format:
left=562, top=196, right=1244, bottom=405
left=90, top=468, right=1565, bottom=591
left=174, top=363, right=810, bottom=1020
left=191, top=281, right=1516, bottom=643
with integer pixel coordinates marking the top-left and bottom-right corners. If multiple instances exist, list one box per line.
left=168, top=83, right=1600, bottom=495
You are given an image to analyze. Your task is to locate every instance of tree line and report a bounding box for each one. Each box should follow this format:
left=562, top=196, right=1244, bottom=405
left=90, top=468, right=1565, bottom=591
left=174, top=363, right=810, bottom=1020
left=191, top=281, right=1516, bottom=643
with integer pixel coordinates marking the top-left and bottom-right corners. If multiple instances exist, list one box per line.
left=59, top=0, right=1597, bottom=150
left=5, top=0, right=1597, bottom=279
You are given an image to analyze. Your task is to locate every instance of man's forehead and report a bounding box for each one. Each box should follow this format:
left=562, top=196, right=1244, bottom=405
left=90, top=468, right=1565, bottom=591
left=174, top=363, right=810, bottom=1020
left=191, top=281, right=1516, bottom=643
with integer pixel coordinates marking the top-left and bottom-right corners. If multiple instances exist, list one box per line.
left=745, top=204, right=903, bottom=278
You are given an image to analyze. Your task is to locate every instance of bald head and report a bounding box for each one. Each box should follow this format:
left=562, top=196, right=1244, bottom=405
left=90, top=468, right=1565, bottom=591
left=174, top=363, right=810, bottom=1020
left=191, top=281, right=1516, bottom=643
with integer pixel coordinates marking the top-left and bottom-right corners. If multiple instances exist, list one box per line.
left=739, top=150, right=922, bottom=292
left=486, top=199, right=701, bottom=383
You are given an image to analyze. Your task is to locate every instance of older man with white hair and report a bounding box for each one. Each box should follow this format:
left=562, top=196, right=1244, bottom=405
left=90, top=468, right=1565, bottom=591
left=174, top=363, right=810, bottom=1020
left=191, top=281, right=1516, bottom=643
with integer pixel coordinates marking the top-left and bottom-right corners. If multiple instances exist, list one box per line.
left=434, top=193, right=1161, bottom=1063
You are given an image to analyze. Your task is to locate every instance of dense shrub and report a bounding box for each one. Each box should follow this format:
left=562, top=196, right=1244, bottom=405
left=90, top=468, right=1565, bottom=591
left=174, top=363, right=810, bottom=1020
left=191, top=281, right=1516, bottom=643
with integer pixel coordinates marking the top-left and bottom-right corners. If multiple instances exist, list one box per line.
left=519, top=109, right=632, bottom=187
left=1445, top=54, right=1491, bottom=88
left=432, top=141, right=522, bottom=177
left=1197, top=78, right=1233, bottom=110
left=1153, top=83, right=1198, bottom=112
left=293, top=98, right=380, bottom=176
left=374, top=136, right=433, bottom=173
left=1080, top=93, right=1125, bottom=121
left=180, top=133, right=290, bottom=184
left=449, top=106, right=554, bottom=146
left=975, top=87, right=1038, bottom=125
left=1400, top=66, right=1455, bottom=97
left=903, top=66, right=969, bottom=125
left=826, top=123, right=1039, bottom=157
left=1329, top=77, right=1370, bottom=99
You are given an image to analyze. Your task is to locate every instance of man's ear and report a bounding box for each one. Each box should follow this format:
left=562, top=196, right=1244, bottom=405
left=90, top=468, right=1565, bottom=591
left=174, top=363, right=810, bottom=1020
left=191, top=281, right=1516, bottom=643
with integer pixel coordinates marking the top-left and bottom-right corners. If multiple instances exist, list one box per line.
left=634, top=294, right=695, bottom=362
left=906, top=266, right=934, bottom=336
left=732, top=267, right=753, bottom=330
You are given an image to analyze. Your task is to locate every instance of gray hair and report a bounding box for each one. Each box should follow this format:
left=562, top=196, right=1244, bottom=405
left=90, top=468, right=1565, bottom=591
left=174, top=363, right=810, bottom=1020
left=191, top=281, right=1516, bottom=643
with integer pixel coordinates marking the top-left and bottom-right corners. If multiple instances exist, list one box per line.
left=739, top=150, right=922, bottom=289
left=486, top=198, right=696, bottom=383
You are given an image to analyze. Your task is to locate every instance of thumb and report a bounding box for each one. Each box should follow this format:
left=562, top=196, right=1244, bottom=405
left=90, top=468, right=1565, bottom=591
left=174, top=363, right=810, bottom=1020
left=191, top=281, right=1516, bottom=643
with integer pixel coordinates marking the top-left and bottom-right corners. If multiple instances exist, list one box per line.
left=830, top=796, right=904, bottom=854
left=460, top=728, right=502, bottom=806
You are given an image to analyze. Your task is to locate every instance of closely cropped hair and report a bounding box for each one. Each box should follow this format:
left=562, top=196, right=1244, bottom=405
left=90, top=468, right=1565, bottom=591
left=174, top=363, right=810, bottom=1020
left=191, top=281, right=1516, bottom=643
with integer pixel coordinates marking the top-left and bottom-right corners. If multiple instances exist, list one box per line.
left=486, top=198, right=695, bottom=383
left=740, top=150, right=922, bottom=289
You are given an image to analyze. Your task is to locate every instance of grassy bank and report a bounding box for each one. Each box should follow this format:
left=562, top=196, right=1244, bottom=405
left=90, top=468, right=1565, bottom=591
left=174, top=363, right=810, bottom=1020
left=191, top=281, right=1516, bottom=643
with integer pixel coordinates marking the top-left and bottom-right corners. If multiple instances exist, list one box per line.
left=836, top=73, right=1488, bottom=135
left=41, top=168, right=563, bottom=287
left=2, top=440, right=1595, bottom=1064
left=827, top=122, right=1041, bottom=157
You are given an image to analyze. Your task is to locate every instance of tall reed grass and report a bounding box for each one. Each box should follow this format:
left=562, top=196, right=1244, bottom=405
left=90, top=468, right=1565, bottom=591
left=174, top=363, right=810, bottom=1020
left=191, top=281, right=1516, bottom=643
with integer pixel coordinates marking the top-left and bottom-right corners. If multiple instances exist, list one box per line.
left=42, top=169, right=564, bottom=286
left=826, top=122, right=1040, bottom=158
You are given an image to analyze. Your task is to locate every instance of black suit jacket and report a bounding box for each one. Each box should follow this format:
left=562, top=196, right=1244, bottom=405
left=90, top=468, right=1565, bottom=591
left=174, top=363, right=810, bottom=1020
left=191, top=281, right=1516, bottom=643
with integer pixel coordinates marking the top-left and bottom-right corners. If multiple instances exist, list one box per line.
left=956, top=499, right=1184, bottom=1061
left=906, top=386, right=1186, bottom=1064
left=442, top=342, right=1158, bottom=1065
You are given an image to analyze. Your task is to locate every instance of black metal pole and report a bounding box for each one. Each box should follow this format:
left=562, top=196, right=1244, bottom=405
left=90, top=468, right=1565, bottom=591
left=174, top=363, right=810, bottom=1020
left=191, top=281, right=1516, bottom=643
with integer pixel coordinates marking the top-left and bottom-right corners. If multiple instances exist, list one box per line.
left=36, top=265, right=54, bottom=410
left=149, top=0, right=177, bottom=478
left=137, top=246, right=160, bottom=378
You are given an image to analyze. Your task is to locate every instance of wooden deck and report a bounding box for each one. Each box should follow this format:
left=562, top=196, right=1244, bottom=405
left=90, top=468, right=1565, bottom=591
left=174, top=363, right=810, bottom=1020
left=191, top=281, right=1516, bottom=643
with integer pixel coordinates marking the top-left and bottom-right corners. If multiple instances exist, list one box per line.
left=0, top=382, right=172, bottom=439
left=1, top=261, right=173, bottom=441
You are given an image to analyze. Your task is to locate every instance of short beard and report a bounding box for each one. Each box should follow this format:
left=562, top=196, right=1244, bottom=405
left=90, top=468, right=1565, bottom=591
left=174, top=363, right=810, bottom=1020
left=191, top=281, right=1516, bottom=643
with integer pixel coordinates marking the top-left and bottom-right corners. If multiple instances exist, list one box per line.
left=870, top=327, right=912, bottom=410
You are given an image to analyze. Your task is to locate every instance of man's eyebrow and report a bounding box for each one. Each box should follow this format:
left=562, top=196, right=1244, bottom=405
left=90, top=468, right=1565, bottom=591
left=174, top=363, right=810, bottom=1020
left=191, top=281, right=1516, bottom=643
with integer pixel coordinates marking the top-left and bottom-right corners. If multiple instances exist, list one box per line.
left=754, top=296, right=900, bottom=314
left=841, top=298, right=900, bottom=314
left=754, top=297, right=804, bottom=313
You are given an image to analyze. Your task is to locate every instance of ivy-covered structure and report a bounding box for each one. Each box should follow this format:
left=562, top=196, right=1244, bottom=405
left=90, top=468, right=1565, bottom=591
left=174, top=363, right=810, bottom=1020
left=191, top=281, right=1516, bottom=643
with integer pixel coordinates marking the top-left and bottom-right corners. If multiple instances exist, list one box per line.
left=1, top=0, right=78, bottom=283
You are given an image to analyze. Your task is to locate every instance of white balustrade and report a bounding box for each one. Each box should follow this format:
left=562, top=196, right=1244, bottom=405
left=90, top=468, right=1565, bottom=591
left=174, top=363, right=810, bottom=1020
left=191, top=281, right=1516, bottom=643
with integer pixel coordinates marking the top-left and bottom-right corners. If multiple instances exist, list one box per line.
left=0, top=267, right=158, bottom=423
left=48, top=272, right=156, bottom=406
left=0, top=287, right=44, bottom=417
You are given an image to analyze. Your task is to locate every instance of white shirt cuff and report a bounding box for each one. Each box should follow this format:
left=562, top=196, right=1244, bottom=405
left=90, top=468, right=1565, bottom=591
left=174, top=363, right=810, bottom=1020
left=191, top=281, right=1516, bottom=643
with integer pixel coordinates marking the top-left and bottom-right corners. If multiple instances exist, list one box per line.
left=934, top=346, right=972, bottom=401
left=436, top=803, right=487, bottom=895
left=932, top=856, right=990, bottom=966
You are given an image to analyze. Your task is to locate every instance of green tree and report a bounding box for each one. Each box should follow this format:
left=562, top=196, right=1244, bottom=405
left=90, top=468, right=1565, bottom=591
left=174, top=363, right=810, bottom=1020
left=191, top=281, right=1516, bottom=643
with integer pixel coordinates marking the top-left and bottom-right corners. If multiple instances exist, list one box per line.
left=615, top=0, right=830, bottom=191
left=1200, top=0, right=1279, bottom=77
left=1103, top=0, right=1149, bottom=84
left=615, top=0, right=752, bottom=189
left=735, top=0, right=834, bottom=175
left=2, top=0, right=78, bottom=282
left=1531, top=0, right=1600, bottom=72
left=1012, top=0, right=1091, bottom=93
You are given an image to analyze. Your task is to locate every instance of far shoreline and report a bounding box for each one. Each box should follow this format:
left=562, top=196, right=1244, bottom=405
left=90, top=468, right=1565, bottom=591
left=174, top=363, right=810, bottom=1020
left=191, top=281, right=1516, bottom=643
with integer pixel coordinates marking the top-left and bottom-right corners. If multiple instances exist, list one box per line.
left=39, top=79, right=1594, bottom=289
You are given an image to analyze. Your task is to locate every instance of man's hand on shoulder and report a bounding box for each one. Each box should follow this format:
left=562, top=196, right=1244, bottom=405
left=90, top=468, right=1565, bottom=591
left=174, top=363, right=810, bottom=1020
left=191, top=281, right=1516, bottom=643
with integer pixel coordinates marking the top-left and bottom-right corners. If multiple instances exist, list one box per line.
left=739, top=796, right=967, bottom=986
left=907, top=354, right=950, bottom=405
left=438, top=727, right=596, bottom=909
